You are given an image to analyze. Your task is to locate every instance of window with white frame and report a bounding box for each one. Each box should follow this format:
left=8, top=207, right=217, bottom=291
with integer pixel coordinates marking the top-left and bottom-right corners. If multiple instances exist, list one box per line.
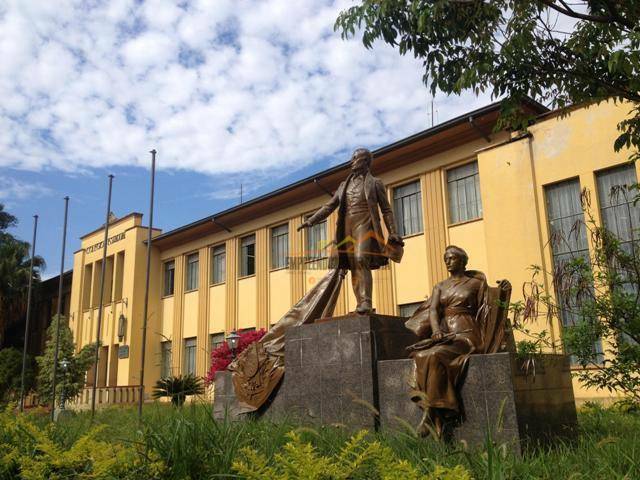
left=447, top=161, right=483, bottom=224
left=596, top=164, right=640, bottom=267
left=240, top=234, right=256, bottom=277
left=209, top=332, right=225, bottom=367
left=163, top=260, right=175, bottom=296
left=185, top=253, right=199, bottom=291
left=305, top=218, right=327, bottom=261
left=271, top=224, right=289, bottom=269
left=184, top=337, right=197, bottom=375
left=597, top=164, right=640, bottom=345
left=393, top=180, right=423, bottom=236
left=161, top=341, right=172, bottom=378
left=210, top=244, right=226, bottom=285
left=545, top=179, right=603, bottom=364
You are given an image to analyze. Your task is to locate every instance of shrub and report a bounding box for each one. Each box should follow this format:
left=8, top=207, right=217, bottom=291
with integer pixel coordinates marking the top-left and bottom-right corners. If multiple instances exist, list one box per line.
left=0, top=347, right=35, bottom=403
left=0, top=405, right=165, bottom=479
left=511, top=188, right=640, bottom=403
left=206, top=328, right=266, bottom=384
left=152, top=374, right=204, bottom=406
left=36, top=315, right=97, bottom=406
left=233, top=430, right=472, bottom=480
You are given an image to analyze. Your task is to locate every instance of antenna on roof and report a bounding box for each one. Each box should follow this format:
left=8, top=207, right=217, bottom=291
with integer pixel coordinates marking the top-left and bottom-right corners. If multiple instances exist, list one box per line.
left=240, top=183, right=243, bottom=204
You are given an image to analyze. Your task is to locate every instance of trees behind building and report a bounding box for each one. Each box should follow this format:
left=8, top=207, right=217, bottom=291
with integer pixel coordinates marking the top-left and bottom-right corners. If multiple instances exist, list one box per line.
left=0, top=203, right=44, bottom=349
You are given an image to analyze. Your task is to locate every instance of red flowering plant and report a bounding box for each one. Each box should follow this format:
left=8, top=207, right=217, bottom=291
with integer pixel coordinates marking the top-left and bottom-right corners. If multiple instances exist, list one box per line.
left=205, top=328, right=266, bottom=385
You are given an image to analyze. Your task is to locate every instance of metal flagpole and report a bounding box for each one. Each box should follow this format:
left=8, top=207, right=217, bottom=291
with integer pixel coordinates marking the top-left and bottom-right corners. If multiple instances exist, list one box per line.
left=19, top=215, right=38, bottom=412
left=91, top=175, right=114, bottom=418
left=51, top=196, right=69, bottom=421
left=138, top=149, right=156, bottom=419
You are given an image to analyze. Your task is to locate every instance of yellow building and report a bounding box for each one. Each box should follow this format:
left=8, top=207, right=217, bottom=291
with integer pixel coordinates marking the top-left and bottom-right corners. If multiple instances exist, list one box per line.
left=69, top=99, right=638, bottom=405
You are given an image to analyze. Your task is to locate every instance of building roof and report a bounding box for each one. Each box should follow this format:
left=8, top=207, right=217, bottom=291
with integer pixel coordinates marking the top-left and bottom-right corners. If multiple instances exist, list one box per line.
left=38, top=269, right=73, bottom=295
left=151, top=97, right=548, bottom=249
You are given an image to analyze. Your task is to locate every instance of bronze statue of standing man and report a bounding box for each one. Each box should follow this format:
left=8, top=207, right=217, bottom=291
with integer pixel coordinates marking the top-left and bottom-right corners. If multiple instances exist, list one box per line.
left=298, top=148, right=404, bottom=314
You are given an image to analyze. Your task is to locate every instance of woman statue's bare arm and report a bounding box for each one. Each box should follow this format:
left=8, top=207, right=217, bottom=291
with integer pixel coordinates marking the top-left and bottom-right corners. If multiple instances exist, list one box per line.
left=429, top=285, right=443, bottom=340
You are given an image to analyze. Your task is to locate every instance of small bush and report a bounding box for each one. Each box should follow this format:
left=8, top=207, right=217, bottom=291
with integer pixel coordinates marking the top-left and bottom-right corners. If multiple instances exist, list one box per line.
left=0, top=348, right=35, bottom=403
left=152, top=374, right=204, bottom=406
left=206, top=329, right=266, bottom=384
left=233, top=430, right=472, bottom=480
left=0, top=405, right=165, bottom=479
left=36, top=315, right=97, bottom=406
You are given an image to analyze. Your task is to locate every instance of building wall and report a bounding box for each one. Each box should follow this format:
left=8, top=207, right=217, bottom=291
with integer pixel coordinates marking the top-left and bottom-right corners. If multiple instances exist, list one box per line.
left=71, top=102, right=636, bottom=403
left=69, top=214, right=161, bottom=395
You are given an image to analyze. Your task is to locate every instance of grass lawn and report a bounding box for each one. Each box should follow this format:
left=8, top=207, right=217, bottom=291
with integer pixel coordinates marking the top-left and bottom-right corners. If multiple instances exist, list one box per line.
left=2, top=401, right=638, bottom=479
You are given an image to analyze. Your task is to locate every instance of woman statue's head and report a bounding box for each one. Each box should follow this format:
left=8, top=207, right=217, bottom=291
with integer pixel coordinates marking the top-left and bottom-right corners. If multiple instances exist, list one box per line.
left=443, top=245, right=468, bottom=274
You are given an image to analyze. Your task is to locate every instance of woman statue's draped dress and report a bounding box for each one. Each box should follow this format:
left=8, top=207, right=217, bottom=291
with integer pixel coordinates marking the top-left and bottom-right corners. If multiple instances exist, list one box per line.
left=410, top=273, right=484, bottom=413
left=405, top=245, right=511, bottom=437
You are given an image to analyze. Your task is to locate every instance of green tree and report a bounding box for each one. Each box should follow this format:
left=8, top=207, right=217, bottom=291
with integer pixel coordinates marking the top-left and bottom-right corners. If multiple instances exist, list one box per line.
left=0, top=203, right=17, bottom=233
left=36, top=315, right=97, bottom=406
left=0, top=203, right=45, bottom=348
left=511, top=188, right=640, bottom=403
left=0, top=347, right=35, bottom=403
left=335, top=1, right=640, bottom=160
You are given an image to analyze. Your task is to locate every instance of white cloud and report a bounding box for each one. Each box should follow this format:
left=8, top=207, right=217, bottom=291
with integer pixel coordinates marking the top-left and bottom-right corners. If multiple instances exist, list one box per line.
left=0, top=177, right=52, bottom=204
left=0, top=0, right=492, bottom=180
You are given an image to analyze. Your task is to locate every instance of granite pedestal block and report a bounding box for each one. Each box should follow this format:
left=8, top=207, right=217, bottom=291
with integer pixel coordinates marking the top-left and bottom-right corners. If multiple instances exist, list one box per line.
left=378, top=353, right=577, bottom=453
left=212, top=368, right=244, bottom=419
left=213, top=313, right=418, bottom=429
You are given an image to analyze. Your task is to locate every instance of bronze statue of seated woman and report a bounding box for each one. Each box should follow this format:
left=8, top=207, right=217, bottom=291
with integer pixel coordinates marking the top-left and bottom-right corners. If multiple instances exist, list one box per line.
left=405, top=245, right=512, bottom=439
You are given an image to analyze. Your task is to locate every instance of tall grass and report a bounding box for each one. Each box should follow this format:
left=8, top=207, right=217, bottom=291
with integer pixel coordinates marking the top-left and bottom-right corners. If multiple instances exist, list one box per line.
left=20, top=401, right=640, bottom=479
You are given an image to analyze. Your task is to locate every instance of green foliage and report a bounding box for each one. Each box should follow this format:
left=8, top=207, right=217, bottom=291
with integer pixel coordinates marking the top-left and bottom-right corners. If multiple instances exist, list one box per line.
left=511, top=189, right=640, bottom=403
left=0, top=405, right=165, bottom=479
left=233, top=430, right=471, bottom=480
left=0, top=348, right=35, bottom=403
left=152, top=374, right=204, bottom=406
left=0, top=403, right=638, bottom=479
left=35, top=315, right=97, bottom=405
left=335, top=1, right=640, bottom=162
left=0, top=204, right=45, bottom=349
left=0, top=204, right=17, bottom=232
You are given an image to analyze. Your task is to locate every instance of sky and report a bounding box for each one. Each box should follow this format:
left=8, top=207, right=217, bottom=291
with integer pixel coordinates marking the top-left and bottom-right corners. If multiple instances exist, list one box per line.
left=0, top=0, right=495, bottom=278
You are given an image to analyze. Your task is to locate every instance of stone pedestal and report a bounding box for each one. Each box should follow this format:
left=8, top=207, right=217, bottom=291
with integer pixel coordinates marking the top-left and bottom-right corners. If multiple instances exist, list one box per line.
left=378, top=353, right=577, bottom=452
left=214, top=313, right=417, bottom=428
left=213, top=317, right=578, bottom=453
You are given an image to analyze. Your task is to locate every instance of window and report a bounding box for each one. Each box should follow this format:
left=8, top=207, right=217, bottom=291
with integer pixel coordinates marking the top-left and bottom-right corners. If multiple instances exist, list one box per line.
left=82, top=263, right=92, bottom=310
left=393, top=181, right=423, bottom=236
left=597, top=164, right=640, bottom=345
left=210, top=245, right=226, bottom=284
left=240, top=235, right=256, bottom=277
left=113, top=252, right=125, bottom=301
left=104, top=255, right=114, bottom=302
left=545, top=179, right=603, bottom=364
left=161, top=341, right=172, bottom=378
left=185, top=253, right=199, bottom=291
left=210, top=332, right=225, bottom=366
left=163, top=260, right=175, bottom=296
left=597, top=164, right=640, bottom=266
left=306, top=218, right=327, bottom=260
left=447, top=161, right=483, bottom=223
left=184, top=338, right=197, bottom=375
left=91, top=260, right=102, bottom=307
left=271, top=224, right=289, bottom=269
left=399, top=302, right=423, bottom=318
